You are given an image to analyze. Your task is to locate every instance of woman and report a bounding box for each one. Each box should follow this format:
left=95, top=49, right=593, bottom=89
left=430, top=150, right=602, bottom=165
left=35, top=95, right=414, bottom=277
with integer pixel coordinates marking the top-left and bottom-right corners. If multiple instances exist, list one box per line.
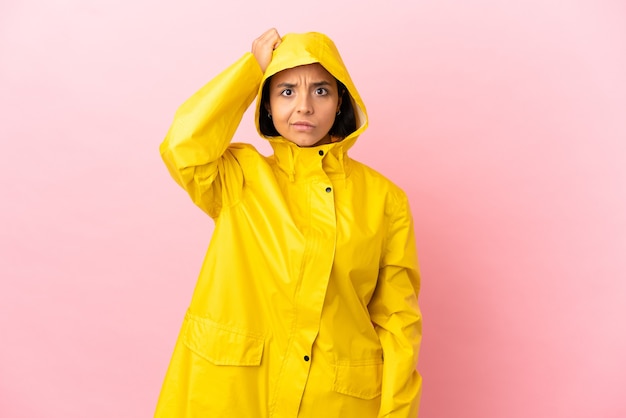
left=156, top=28, right=422, bottom=417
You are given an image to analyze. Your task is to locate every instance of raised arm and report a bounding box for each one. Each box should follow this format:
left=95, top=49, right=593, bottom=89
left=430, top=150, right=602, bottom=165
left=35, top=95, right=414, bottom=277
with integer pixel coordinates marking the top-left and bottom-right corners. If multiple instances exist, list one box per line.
left=160, top=29, right=281, bottom=217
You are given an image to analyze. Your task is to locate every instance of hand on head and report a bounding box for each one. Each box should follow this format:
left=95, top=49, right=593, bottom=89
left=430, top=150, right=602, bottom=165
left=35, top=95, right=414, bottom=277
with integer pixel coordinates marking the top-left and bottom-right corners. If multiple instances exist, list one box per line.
left=252, top=28, right=282, bottom=73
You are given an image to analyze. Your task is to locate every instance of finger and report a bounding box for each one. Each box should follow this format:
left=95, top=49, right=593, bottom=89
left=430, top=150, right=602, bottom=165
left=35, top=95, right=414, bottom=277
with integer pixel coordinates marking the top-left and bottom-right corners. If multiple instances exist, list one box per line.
left=256, top=28, right=278, bottom=44
left=253, top=32, right=275, bottom=52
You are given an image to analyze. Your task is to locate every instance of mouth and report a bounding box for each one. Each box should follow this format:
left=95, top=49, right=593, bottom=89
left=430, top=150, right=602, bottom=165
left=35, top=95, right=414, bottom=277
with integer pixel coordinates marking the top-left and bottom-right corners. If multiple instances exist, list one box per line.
left=291, top=121, right=315, bottom=131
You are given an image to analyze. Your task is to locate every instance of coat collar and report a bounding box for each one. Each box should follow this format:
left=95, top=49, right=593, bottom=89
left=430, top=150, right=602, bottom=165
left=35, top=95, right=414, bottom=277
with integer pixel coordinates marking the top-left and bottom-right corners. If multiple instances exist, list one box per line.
left=268, top=136, right=357, bottom=182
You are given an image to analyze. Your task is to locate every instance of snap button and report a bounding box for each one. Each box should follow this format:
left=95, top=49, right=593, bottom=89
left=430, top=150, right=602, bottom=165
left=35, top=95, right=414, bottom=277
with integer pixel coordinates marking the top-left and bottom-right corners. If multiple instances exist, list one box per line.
left=319, top=150, right=324, bottom=156
left=325, top=187, right=332, bottom=193
left=304, top=355, right=310, bottom=361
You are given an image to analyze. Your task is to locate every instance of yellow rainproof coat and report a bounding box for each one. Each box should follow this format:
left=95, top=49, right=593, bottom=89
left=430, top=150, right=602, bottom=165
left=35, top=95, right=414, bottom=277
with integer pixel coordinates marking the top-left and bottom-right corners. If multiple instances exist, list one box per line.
left=156, top=32, right=422, bottom=417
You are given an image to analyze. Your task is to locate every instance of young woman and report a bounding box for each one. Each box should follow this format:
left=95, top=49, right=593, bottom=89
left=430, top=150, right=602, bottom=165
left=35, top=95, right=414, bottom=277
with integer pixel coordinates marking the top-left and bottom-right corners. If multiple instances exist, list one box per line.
left=156, top=28, right=422, bottom=417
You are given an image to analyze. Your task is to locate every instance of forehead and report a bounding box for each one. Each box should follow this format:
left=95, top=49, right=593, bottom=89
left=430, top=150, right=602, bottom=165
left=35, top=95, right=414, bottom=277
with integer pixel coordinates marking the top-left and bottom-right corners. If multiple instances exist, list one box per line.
left=270, top=63, right=334, bottom=85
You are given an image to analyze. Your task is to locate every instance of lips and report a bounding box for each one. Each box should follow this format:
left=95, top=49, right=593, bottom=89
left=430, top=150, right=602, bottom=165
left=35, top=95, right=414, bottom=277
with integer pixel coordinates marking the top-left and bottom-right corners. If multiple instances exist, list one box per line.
left=292, top=121, right=314, bottom=128
left=291, top=121, right=315, bottom=132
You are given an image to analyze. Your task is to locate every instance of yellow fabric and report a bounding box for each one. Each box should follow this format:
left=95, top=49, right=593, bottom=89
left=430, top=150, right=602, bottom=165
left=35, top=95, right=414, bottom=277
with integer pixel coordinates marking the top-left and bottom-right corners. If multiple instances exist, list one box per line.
left=156, top=32, right=422, bottom=417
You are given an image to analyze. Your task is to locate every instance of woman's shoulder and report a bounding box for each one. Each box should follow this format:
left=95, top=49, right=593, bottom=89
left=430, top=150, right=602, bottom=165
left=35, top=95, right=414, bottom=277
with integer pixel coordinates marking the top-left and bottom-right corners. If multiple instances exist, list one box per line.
left=226, top=142, right=268, bottom=161
left=225, top=142, right=274, bottom=174
left=350, top=159, right=408, bottom=199
left=227, top=142, right=261, bottom=153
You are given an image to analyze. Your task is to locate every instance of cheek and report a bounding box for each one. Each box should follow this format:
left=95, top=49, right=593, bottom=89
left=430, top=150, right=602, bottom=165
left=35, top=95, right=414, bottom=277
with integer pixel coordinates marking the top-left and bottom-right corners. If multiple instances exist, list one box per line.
left=269, top=100, right=289, bottom=119
left=322, top=104, right=339, bottom=124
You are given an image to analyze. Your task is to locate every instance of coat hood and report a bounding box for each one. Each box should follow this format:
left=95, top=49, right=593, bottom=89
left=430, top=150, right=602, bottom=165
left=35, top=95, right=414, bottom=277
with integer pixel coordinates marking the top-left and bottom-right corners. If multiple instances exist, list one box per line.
left=254, top=32, right=368, bottom=150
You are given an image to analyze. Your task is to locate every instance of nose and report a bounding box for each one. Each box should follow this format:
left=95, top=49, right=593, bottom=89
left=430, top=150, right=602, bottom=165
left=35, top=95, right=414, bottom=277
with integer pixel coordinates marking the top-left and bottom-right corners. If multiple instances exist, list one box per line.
left=296, top=94, right=313, bottom=114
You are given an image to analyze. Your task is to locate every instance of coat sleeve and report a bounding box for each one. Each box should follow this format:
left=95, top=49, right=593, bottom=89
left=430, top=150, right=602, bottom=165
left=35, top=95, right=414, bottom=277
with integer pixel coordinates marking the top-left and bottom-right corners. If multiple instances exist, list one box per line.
left=159, top=52, right=263, bottom=218
left=368, top=192, right=423, bottom=417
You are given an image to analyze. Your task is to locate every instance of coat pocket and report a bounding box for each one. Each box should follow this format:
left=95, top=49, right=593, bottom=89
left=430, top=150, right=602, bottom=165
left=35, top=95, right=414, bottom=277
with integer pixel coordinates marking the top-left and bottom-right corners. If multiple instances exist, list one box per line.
left=332, top=359, right=383, bottom=399
left=183, top=312, right=264, bottom=366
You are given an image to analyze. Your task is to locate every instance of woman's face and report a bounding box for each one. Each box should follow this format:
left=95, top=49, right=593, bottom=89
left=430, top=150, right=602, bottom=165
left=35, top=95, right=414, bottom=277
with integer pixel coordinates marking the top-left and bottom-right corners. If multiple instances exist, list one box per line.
left=266, top=63, right=342, bottom=147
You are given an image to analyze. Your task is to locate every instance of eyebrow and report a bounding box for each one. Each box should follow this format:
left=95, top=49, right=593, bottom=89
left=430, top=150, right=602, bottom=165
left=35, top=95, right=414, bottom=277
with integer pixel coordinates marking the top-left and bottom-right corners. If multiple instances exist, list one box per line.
left=275, top=80, right=333, bottom=89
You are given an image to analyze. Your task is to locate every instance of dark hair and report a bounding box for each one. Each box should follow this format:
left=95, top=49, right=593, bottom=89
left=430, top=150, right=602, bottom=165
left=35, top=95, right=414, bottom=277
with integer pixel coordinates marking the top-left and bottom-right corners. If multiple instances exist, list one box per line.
left=259, top=77, right=357, bottom=139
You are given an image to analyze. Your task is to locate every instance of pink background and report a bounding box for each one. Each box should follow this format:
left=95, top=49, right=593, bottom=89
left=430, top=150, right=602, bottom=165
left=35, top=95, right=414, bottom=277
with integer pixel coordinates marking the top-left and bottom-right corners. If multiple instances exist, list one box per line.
left=1, top=1, right=625, bottom=417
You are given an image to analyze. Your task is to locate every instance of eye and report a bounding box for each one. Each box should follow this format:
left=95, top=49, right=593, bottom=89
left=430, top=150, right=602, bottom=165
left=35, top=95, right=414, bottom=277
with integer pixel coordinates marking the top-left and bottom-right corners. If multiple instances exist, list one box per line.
left=280, top=89, right=293, bottom=96
left=315, top=88, right=328, bottom=96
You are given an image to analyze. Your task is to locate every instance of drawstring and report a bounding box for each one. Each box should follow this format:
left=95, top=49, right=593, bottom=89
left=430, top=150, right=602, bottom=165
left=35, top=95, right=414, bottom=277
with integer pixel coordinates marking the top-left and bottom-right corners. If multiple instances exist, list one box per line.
left=288, top=145, right=295, bottom=182
left=338, top=146, right=347, bottom=186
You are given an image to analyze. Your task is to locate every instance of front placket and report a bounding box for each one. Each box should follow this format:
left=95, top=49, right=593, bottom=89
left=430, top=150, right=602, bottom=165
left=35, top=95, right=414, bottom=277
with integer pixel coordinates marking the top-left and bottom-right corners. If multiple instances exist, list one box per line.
left=270, top=149, right=337, bottom=417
